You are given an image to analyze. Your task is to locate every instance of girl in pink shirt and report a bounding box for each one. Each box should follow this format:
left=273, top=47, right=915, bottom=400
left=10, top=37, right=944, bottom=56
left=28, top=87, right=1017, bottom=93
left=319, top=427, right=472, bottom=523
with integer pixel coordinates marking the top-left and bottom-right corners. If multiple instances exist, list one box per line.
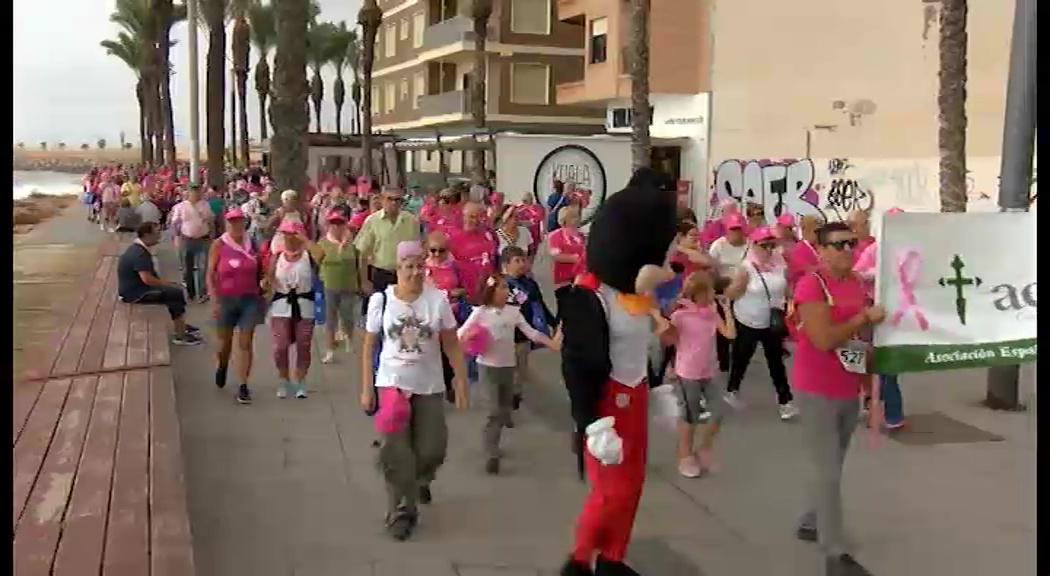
left=667, top=272, right=736, bottom=478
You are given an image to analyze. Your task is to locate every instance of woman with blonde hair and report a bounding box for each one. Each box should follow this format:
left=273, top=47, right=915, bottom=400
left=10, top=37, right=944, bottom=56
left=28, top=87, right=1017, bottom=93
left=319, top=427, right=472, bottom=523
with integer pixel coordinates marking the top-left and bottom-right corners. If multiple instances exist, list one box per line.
left=546, top=205, right=585, bottom=314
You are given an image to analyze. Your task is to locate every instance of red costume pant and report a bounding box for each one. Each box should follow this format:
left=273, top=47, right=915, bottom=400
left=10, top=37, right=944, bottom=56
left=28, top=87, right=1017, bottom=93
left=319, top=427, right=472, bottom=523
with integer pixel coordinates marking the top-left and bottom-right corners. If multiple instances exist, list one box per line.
left=572, top=378, right=648, bottom=563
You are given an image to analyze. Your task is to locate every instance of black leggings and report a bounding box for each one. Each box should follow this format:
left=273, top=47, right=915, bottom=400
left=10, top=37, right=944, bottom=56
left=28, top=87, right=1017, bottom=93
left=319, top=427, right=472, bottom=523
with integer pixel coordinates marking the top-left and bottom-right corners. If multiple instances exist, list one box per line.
left=128, top=285, right=187, bottom=321
left=716, top=304, right=732, bottom=372
left=727, top=323, right=792, bottom=405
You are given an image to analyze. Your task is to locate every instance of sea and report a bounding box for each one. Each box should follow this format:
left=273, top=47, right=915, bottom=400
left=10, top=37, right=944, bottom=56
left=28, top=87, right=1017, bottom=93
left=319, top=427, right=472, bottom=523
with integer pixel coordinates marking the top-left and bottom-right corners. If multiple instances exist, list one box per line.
left=13, top=171, right=84, bottom=199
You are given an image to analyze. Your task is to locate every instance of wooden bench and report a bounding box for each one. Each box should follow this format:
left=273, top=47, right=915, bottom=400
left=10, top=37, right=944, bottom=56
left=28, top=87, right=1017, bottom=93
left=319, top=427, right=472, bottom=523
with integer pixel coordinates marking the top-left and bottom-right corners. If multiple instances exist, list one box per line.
left=13, top=237, right=195, bottom=576
left=13, top=368, right=194, bottom=575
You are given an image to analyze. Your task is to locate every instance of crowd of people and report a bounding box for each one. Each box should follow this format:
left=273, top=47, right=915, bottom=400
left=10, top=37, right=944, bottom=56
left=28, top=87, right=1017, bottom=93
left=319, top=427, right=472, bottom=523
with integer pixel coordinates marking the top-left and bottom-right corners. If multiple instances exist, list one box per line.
left=99, top=160, right=898, bottom=575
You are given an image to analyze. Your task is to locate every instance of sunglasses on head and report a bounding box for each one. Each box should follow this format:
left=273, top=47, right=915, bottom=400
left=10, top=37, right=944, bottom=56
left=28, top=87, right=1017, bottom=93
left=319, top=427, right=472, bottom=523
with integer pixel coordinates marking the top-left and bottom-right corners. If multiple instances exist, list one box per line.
left=429, top=247, right=447, bottom=254
left=824, top=239, right=858, bottom=250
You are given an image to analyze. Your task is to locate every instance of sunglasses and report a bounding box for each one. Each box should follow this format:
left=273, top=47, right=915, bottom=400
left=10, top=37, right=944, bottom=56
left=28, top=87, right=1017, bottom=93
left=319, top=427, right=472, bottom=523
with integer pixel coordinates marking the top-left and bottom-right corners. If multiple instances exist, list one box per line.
left=429, top=248, right=447, bottom=254
left=824, top=239, right=858, bottom=251
left=757, top=241, right=777, bottom=249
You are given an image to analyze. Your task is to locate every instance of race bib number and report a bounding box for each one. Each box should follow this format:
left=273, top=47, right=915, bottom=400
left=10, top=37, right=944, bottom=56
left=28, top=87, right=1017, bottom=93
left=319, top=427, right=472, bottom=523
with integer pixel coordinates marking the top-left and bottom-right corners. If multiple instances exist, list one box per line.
left=836, top=339, right=868, bottom=374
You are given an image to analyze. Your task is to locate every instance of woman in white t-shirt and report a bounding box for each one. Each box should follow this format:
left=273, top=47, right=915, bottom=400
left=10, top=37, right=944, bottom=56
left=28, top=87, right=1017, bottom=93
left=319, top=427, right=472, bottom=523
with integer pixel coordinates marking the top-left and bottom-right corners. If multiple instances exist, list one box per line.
left=723, top=226, right=796, bottom=420
left=458, top=272, right=559, bottom=476
left=706, top=211, right=751, bottom=372
left=360, top=240, right=468, bottom=542
left=262, top=220, right=317, bottom=403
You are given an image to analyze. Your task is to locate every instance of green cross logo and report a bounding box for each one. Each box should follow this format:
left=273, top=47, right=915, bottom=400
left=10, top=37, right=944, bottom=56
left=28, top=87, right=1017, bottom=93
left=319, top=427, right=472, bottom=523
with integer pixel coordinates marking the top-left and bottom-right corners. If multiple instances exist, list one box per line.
left=938, top=254, right=982, bottom=325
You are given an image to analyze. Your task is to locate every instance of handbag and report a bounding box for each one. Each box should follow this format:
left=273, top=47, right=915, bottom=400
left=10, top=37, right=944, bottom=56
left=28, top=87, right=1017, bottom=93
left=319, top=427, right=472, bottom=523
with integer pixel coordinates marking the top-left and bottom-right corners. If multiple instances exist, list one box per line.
left=754, top=263, right=788, bottom=338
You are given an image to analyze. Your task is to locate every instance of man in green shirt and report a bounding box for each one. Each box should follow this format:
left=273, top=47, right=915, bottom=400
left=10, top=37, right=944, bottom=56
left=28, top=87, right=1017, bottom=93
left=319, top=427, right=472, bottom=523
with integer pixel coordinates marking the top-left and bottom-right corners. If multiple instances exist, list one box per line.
left=354, top=187, right=420, bottom=293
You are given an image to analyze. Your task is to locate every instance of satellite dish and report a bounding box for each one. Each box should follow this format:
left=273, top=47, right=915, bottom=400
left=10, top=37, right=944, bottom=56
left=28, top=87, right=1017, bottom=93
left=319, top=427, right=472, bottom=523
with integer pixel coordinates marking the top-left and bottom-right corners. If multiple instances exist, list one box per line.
left=831, top=100, right=847, bottom=111
left=850, top=99, right=878, bottom=116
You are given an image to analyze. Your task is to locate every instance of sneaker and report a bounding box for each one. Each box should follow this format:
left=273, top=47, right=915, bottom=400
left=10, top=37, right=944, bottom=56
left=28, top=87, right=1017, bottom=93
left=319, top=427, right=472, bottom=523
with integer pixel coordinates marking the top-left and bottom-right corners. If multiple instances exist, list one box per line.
left=236, top=384, right=252, bottom=404
left=505, top=418, right=515, bottom=429
left=386, top=508, right=417, bottom=542
left=276, top=381, right=289, bottom=399
left=512, top=393, right=523, bottom=411
left=825, top=554, right=872, bottom=576
left=724, top=391, right=744, bottom=409
left=293, top=382, right=307, bottom=399
left=214, top=365, right=228, bottom=389
left=678, top=456, right=702, bottom=478
left=697, top=408, right=712, bottom=422
left=796, top=524, right=819, bottom=543
left=779, top=402, right=799, bottom=421
left=172, top=332, right=203, bottom=346
left=418, top=484, right=432, bottom=505
left=321, top=350, right=335, bottom=364
left=484, top=457, right=500, bottom=475
left=695, top=447, right=718, bottom=473
left=185, top=324, right=203, bottom=336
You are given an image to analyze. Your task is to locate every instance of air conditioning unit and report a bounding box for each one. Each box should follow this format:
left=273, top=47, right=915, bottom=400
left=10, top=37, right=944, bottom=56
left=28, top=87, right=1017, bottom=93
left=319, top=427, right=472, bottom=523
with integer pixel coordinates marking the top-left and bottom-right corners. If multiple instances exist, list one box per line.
left=605, top=106, right=654, bottom=133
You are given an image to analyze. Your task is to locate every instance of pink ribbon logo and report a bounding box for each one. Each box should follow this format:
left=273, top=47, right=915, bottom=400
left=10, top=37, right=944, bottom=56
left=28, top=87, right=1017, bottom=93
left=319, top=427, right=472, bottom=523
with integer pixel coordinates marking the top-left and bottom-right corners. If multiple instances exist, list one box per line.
left=889, top=248, right=930, bottom=331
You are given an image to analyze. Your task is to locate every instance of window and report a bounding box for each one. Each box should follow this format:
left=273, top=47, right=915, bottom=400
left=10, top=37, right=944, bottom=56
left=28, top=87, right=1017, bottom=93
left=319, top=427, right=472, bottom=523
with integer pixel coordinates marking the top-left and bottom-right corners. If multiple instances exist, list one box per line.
left=610, top=106, right=655, bottom=128
left=412, top=12, right=425, bottom=48
left=510, top=0, right=550, bottom=35
left=413, top=71, right=426, bottom=109
left=385, top=83, right=397, bottom=112
left=384, top=25, right=396, bottom=58
left=372, top=86, right=381, bottom=116
left=510, top=63, right=550, bottom=105
left=400, top=78, right=409, bottom=101
left=399, top=18, right=409, bottom=40
left=589, top=17, right=608, bottom=64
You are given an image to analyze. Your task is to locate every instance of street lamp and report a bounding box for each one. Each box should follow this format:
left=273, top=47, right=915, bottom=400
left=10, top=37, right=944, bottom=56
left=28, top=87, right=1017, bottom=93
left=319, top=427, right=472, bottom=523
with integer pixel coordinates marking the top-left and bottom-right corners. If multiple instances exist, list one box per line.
left=186, top=0, right=201, bottom=185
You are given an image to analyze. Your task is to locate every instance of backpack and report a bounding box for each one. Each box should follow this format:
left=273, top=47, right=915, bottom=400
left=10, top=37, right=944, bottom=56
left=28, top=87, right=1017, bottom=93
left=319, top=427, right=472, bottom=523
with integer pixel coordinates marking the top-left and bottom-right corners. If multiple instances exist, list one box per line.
left=364, top=288, right=390, bottom=417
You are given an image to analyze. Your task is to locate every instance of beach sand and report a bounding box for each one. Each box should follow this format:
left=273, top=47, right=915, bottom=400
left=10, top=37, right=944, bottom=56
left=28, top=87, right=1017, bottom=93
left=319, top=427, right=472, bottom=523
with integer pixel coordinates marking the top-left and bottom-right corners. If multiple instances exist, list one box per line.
left=13, top=193, right=78, bottom=234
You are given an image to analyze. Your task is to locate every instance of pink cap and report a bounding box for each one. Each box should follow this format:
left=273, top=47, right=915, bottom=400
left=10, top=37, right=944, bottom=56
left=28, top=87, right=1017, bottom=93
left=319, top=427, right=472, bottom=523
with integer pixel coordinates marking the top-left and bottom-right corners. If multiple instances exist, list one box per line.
left=886, top=207, right=906, bottom=214
left=278, top=220, right=306, bottom=235
left=749, top=225, right=776, bottom=243
left=775, top=213, right=796, bottom=227
left=224, top=207, right=246, bottom=220
left=396, top=240, right=423, bottom=261
left=490, top=191, right=505, bottom=204
left=719, top=198, right=740, bottom=213
left=349, top=211, right=368, bottom=230
left=723, top=212, right=746, bottom=230
left=325, top=209, right=348, bottom=223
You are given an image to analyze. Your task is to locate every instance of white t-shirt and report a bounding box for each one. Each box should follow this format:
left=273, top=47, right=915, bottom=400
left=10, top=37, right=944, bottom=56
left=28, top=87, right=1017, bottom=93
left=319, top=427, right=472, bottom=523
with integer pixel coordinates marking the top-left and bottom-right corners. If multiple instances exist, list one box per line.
left=269, top=253, right=315, bottom=319
left=458, top=305, right=543, bottom=368
left=708, top=236, right=751, bottom=276
left=496, top=226, right=533, bottom=254
left=367, top=285, right=457, bottom=395
left=732, top=262, right=788, bottom=330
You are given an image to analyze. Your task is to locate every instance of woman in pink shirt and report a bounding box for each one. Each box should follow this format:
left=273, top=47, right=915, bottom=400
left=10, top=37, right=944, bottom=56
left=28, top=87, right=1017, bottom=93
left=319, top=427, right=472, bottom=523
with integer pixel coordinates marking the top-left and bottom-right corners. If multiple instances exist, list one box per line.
left=169, top=185, right=215, bottom=303
left=425, top=231, right=470, bottom=403
left=545, top=205, right=585, bottom=314
left=773, top=213, right=798, bottom=253
left=516, top=193, right=545, bottom=260
left=448, top=202, right=498, bottom=303
left=791, top=220, right=886, bottom=574
left=784, top=214, right=824, bottom=291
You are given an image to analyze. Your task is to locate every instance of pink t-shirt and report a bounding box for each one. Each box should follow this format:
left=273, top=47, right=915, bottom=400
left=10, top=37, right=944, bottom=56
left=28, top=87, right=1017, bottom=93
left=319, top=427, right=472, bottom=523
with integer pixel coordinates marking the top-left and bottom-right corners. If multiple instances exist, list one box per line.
left=785, top=240, right=820, bottom=289
left=670, top=301, right=719, bottom=380
left=853, top=235, right=875, bottom=265
left=791, top=272, right=869, bottom=399
left=448, top=227, right=497, bottom=302
left=516, top=204, right=544, bottom=252
left=170, top=199, right=213, bottom=238
left=424, top=258, right=462, bottom=301
left=102, top=183, right=121, bottom=203
left=547, top=227, right=586, bottom=285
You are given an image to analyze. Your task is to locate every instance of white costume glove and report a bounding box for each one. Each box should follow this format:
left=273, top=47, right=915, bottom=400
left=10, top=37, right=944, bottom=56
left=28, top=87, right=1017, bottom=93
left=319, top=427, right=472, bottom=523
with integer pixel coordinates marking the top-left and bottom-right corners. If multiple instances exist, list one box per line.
left=585, top=416, right=624, bottom=466
left=650, top=384, right=683, bottom=431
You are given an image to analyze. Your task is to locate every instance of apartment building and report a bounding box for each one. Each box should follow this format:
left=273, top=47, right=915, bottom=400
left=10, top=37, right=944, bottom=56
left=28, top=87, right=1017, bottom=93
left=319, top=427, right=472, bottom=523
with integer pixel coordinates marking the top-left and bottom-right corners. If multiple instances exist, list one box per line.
left=370, top=0, right=607, bottom=139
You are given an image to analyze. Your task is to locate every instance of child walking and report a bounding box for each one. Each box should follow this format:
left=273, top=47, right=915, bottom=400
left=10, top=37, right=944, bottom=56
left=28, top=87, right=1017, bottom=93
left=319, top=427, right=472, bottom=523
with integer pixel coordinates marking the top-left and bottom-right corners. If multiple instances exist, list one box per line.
left=668, top=271, right=736, bottom=478
left=500, top=246, right=557, bottom=421
left=458, top=273, right=561, bottom=476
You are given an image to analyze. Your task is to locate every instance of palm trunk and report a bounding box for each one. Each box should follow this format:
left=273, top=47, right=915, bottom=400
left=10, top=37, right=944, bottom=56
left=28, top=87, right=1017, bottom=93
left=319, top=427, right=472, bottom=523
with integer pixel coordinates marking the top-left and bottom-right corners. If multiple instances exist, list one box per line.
left=628, top=0, right=652, bottom=171
left=152, top=74, right=165, bottom=167
left=334, top=75, right=345, bottom=137
left=205, top=1, right=227, bottom=188
left=137, top=79, right=151, bottom=165
left=470, top=2, right=491, bottom=184
left=157, top=0, right=177, bottom=167
left=229, top=71, right=238, bottom=165
left=358, top=2, right=382, bottom=184
left=238, top=73, right=250, bottom=166
left=271, top=0, right=310, bottom=194
left=937, top=0, right=969, bottom=213
left=310, top=69, right=323, bottom=133
left=258, top=91, right=269, bottom=141
left=255, top=58, right=271, bottom=142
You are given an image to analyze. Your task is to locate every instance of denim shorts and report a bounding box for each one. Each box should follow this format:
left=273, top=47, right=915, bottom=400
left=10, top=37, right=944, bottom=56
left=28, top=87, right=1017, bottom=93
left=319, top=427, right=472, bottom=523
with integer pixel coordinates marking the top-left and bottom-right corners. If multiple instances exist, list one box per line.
left=217, top=295, right=263, bottom=329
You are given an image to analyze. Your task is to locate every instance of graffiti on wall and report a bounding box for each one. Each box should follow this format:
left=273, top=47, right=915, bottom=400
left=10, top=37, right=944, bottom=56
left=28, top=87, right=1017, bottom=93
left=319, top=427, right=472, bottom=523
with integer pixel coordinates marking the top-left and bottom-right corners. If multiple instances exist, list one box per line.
left=711, top=157, right=874, bottom=223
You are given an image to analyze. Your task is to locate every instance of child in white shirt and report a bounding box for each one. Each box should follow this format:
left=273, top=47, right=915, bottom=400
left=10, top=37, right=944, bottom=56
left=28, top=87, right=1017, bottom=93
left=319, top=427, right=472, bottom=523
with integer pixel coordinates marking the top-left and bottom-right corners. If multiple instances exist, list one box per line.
left=458, top=273, right=561, bottom=475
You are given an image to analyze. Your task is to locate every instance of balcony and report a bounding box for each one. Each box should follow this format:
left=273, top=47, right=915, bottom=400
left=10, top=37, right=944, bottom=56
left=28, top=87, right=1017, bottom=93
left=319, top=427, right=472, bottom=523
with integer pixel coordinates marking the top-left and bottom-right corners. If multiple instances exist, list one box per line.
left=418, top=90, right=469, bottom=117
left=556, top=0, right=585, bottom=21
left=555, top=80, right=588, bottom=105
left=421, top=16, right=476, bottom=52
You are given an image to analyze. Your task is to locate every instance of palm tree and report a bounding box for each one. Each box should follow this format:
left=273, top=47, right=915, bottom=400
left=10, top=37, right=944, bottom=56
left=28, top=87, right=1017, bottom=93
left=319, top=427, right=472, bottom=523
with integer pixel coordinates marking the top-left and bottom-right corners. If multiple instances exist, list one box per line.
left=628, top=0, right=652, bottom=171
left=269, top=0, right=310, bottom=195
left=153, top=0, right=185, bottom=167
left=469, top=0, right=492, bottom=184
left=201, top=0, right=229, bottom=186
left=306, top=21, right=335, bottom=133
left=101, top=32, right=152, bottom=164
left=937, top=0, right=968, bottom=213
left=357, top=0, right=383, bottom=183
left=327, top=22, right=358, bottom=137
left=108, top=0, right=161, bottom=167
left=231, top=0, right=253, bottom=167
left=248, top=0, right=275, bottom=142
left=349, top=35, right=362, bottom=135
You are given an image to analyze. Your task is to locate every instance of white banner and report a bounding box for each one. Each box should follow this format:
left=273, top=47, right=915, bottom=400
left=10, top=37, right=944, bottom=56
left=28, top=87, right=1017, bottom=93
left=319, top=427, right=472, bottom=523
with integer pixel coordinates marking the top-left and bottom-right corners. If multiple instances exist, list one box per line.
left=872, top=212, right=1037, bottom=374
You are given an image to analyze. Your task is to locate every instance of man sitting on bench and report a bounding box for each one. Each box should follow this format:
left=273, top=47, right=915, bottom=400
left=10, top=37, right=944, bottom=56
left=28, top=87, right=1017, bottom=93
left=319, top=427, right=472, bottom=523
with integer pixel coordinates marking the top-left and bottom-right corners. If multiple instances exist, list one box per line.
left=118, top=221, right=204, bottom=346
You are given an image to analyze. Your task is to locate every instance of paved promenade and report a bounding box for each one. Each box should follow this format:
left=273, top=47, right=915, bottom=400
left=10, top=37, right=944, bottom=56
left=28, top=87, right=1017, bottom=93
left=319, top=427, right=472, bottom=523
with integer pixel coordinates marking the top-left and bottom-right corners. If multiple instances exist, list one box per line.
left=163, top=248, right=1036, bottom=576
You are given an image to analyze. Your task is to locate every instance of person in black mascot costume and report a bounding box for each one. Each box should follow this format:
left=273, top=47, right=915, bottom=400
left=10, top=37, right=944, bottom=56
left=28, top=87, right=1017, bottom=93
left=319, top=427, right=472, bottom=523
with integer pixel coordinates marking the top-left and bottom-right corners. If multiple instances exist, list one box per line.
left=558, top=168, right=681, bottom=576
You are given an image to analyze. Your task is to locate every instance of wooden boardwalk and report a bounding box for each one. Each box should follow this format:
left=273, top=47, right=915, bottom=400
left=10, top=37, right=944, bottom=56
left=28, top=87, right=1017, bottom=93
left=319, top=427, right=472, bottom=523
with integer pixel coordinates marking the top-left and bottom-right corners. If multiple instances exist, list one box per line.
left=13, top=238, right=195, bottom=576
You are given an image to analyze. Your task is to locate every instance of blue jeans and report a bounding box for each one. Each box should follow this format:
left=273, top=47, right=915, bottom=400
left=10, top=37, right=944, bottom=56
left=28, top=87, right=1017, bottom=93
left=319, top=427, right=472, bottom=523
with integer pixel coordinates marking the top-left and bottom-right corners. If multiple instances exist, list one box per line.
left=180, top=236, right=210, bottom=300
left=879, top=374, right=904, bottom=426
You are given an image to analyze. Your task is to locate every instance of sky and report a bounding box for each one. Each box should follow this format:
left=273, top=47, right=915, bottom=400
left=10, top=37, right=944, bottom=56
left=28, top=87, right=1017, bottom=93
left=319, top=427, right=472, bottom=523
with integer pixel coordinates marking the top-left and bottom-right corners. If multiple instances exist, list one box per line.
left=13, top=0, right=363, bottom=147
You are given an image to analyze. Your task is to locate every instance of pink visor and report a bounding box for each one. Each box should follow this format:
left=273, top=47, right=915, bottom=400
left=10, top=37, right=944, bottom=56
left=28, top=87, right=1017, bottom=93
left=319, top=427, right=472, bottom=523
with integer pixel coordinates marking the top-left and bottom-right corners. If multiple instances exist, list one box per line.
left=278, top=220, right=306, bottom=235
left=723, top=213, right=746, bottom=230
left=749, top=226, right=776, bottom=243
left=775, top=213, right=796, bottom=227
left=224, top=207, right=246, bottom=220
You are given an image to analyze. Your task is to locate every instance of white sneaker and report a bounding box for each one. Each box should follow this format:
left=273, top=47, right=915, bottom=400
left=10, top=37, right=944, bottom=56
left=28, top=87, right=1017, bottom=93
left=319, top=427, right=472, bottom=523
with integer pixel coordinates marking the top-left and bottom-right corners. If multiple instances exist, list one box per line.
left=276, top=382, right=288, bottom=399
left=678, top=456, right=702, bottom=478
left=779, top=402, right=799, bottom=421
left=321, top=350, right=335, bottom=364
left=724, top=391, right=744, bottom=409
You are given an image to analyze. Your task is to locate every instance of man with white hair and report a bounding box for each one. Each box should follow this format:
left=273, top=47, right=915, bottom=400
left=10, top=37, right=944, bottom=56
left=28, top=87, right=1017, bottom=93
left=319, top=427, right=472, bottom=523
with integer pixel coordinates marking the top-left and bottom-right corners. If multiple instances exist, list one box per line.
left=355, top=187, right=420, bottom=294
